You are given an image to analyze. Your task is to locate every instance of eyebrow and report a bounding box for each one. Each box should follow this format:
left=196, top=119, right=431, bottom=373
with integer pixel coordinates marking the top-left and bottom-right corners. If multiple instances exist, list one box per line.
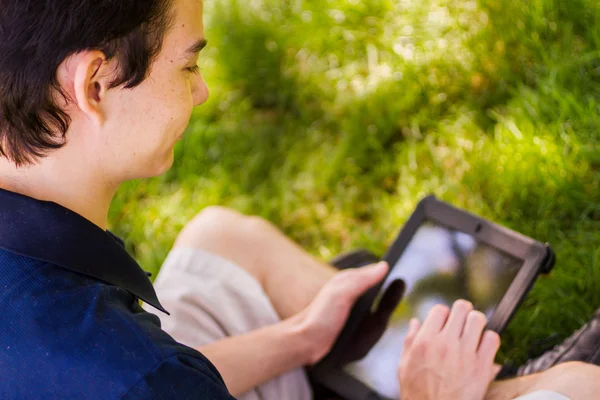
left=184, top=38, right=208, bottom=58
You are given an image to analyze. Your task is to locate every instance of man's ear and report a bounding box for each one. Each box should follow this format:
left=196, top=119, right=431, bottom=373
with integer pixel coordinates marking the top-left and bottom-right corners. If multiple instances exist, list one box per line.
left=58, top=50, right=112, bottom=127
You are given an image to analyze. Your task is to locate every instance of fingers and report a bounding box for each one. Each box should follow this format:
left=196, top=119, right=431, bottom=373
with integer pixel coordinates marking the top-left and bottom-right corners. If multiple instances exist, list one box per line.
left=420, top=301, right=493, bottom=353
left=461, top=310, right=488, bottom=351
left=419, top=304, right=450, bottom=336
left=443, top=300, right=473, bottom=338
left=478, top=330, right=501, bottom=366
left=398, top=299, right=501, bottom=400
left=403, top=318, right=421, bottom=350
left=491, top=363, right=502, bottom=381
left=439, top=301, right=499, bottom=368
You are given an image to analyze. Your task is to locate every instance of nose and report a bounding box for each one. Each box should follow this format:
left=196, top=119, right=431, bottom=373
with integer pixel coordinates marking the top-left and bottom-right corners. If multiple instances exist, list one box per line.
left=193, top=75, right=209, bottom=107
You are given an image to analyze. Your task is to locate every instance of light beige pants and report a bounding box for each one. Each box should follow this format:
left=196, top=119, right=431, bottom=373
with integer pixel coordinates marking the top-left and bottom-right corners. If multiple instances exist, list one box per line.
left=143, top=247, right=570, bottom=400
left=141, top=247, right=312, bottom=400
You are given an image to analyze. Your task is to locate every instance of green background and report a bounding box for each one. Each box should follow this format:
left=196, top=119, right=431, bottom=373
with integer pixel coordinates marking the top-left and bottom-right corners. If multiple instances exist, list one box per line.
left=109, top=0, right=600, bottom=365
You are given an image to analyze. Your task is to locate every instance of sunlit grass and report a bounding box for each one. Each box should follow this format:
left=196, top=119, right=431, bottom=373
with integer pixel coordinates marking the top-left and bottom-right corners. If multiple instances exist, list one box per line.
left=110, top=0, right=600, bottom=364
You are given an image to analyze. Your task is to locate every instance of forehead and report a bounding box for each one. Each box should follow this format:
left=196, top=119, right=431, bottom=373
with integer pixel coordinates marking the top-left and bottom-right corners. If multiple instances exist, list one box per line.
left=165, top=0, right=204, bottom=48
left=173, top=0, right=203, bottom=27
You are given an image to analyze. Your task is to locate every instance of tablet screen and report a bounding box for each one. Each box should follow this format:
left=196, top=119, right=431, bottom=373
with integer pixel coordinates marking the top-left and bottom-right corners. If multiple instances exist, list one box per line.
left=343, top=221, right=523, bottom=399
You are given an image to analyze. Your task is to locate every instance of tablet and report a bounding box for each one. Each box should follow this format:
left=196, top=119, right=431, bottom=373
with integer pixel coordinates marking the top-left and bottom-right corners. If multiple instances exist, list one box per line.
left=310, top=195, right=554, bottom=400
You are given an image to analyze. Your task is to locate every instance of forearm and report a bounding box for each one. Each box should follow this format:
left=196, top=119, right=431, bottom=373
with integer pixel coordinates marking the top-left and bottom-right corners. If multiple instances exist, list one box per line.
left=485, top=374, right=538, bottom=400
left=198, top=316, right=311, bottom=397
left=485, top=362, right=600, bottom=400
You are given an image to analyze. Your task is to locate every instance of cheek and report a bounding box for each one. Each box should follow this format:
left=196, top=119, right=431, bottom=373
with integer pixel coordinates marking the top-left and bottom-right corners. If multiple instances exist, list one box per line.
left=150, top=80, right=194, bottom=134
left=110, top=72, right=195, bottom=146
left=171, top=77, right=196, bottom=118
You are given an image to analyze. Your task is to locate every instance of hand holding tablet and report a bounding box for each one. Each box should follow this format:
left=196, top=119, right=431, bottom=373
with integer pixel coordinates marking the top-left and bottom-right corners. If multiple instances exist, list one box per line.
left=310, top=196, right=555, bottom=400
left=337, top=279, right=405, bottom=366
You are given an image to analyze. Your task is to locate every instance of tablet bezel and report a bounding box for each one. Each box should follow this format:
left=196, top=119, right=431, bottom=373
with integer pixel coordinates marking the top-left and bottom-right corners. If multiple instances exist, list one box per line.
left=309, top=195, right=553, bottom=400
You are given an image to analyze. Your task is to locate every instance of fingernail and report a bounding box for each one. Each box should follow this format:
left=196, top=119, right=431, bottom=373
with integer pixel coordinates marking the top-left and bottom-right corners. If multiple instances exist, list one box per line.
left=366, top=261, right=387, bottom=273
left=409, top=318, right=420, bottom=331
left=368, top=261, right=385, bottom=271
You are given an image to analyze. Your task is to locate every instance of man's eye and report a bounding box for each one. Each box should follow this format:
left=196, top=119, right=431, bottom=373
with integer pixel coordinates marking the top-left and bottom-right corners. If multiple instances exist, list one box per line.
left=187, top=65, right=201, bottom=74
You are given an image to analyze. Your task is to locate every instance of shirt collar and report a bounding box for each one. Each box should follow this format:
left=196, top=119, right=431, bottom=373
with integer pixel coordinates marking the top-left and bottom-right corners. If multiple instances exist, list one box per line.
left=0, top=187, right=169, bottom=315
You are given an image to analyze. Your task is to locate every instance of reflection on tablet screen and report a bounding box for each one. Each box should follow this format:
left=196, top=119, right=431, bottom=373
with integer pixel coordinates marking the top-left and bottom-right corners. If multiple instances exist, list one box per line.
left=344, top=221, right=522, bottom=399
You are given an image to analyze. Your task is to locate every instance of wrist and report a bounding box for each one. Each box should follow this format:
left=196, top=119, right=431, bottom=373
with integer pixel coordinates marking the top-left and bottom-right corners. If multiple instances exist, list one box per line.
left=284, top=312, right=321, bottom=366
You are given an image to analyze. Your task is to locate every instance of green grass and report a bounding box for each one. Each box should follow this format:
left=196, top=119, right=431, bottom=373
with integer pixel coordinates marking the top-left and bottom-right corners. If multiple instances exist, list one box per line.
left=109, top=0, right=600, bottom=365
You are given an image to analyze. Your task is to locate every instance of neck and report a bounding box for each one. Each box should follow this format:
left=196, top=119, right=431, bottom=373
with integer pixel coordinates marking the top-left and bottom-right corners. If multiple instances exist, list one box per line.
left=0, top=155, right=118, bottom=230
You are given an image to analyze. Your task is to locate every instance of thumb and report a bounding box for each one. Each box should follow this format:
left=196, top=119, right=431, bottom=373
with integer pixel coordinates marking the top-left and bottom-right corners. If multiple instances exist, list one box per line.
left=324, top=261, right=389, bottom=305
left=348, top=261, right=389, bottom=295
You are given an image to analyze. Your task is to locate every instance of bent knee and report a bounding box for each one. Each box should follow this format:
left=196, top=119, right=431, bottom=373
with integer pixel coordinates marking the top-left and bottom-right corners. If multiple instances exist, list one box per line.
left=173, top=206, right=273, bottom=285
left=189, top=206, right=245, bottom=228
left=175, top=206, right=247, bottom=247
left=174, top=206, right=270, bottom=256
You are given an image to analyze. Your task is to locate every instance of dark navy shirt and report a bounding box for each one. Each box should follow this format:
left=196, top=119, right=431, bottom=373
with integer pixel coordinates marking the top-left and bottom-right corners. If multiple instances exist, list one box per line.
left=0, top=188, right=235, bottom=399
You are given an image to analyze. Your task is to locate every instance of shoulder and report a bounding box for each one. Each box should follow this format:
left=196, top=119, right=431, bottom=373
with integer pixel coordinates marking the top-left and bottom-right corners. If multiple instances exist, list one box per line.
left=0, top=255, right=231, bottom=399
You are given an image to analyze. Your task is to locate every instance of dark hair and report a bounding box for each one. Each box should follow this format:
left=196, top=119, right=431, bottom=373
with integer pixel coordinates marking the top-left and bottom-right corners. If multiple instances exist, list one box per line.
left=0, top=0, right=175, bottom=166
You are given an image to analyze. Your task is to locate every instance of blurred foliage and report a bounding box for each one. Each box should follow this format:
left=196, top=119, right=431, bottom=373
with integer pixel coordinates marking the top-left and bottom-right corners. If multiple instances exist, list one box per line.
left=110, top=0, right=600, bottom=364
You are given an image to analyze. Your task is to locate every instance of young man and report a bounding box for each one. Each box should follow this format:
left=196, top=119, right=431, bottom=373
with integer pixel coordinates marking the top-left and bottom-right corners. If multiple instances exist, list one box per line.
left=0, top=0, right=598, bottom=399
